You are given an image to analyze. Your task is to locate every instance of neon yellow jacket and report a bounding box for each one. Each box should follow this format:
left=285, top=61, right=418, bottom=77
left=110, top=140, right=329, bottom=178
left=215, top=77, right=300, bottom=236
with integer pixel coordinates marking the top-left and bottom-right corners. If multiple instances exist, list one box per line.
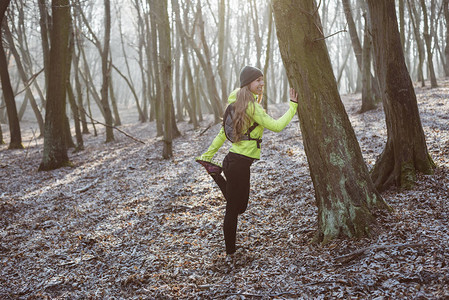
left=197, top=88, right=298, bottom=162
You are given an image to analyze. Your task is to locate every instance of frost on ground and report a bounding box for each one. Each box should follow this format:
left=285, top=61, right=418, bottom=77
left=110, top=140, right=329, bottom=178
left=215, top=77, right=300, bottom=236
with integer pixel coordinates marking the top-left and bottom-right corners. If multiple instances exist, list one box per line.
left=1, top=82, right=448, bottom=299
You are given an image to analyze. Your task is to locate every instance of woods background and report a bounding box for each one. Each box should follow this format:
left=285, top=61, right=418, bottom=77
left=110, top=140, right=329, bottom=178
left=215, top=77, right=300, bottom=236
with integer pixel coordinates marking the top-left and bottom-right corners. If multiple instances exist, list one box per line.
left=1, top=0, right=447, bottom=151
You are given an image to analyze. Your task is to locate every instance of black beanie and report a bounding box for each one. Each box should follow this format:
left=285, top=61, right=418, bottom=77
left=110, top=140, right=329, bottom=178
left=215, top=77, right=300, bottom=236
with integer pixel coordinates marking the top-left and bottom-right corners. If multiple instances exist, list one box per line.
left=240, top=66, right=263, bottom=88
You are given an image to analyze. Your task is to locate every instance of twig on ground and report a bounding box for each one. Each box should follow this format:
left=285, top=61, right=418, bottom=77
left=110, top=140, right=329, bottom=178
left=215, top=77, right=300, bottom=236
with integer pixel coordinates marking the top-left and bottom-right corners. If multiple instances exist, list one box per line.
left=334, top=243, right=424, bottom=264
left=74, top=178, right=100, bottom=193
left=215, top=291, right=299, bottom=298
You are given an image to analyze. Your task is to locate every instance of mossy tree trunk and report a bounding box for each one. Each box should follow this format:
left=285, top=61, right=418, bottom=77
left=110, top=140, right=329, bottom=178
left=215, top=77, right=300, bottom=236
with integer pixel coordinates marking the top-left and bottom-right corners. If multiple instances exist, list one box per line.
left=39, top=0, right=71, bottom=171
left=272, top=0, right=390, bottom=244
left=367, top=0, right=435, bottom=191
left=0, top=0, right=23, bottom=150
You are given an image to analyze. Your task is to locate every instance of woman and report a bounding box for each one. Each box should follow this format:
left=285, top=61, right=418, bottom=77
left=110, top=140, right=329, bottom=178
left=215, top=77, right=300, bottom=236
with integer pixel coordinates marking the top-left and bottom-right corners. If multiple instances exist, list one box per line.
left=196, top=65, right=298, bottom=256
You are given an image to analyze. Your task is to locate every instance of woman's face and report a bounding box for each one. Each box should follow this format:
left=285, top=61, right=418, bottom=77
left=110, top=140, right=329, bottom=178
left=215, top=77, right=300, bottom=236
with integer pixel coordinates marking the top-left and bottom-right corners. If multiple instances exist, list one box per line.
left=249, top=76, right=264, bottom=95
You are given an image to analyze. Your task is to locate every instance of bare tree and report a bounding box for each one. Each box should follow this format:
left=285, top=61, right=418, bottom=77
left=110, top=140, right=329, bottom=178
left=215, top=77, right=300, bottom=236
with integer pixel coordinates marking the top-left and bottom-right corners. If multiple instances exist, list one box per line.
left=100, top=0, right=114, bottom=142
left=367, top=0, right=435, bottom=191
left=420, top=0, right=438, bottom=88
left=273, top=0, right=389, bottom=243
left=444, top=0, right=449, bottom=76
left=39, top=0, right=72, bottom=170
left=0, top=0, right=23, bottom=149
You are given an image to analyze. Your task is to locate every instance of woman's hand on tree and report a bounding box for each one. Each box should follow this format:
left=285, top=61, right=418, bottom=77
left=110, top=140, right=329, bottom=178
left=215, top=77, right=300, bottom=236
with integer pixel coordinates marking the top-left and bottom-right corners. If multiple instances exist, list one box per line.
left=290, top=88, right=298, bottom=103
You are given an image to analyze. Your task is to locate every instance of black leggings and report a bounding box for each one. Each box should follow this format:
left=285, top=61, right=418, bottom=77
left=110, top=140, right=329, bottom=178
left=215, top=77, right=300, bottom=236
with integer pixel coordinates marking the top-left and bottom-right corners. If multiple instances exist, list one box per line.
left=211, top=152, right=253, bottom=254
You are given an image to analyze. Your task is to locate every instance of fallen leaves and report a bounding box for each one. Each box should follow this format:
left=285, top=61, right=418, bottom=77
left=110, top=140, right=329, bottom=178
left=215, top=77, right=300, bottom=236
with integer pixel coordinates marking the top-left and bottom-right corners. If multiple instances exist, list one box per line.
left=1, top=81, right=449, bottom=298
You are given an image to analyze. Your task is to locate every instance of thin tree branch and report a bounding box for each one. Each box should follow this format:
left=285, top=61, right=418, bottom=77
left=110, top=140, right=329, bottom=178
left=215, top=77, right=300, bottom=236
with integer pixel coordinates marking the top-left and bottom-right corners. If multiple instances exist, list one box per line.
left=80, top=108, right=145, bottom=144
left=314, top=29, right=347, bottom=42
left=14, top=68, right=44, bottom=96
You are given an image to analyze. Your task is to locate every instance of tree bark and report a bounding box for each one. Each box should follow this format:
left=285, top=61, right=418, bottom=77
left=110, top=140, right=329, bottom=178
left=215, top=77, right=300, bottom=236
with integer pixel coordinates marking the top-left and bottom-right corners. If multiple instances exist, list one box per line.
left=444, top=0, right=449, bottom=76
left=101, top=0, right=114, bottom=142
left=359, top=12, right=376, bottom=113
left=407, top=0, right=426, bottom=86
left=0, top=0, right=23, bottom=149
left=148, top=0, right=164, bottom=136
left=39, top=0, right=71, bottom=170
left=420, top=0, right=438, bottom=88
left=273, top=0, right=389, bottom=244
left=217, top=0, right=228, bottom=107
left=172, top=0, right=198, bottom=129
left=156, top=0, right=173, bottom=159
left=367, top=0, right=435, bottom=191
left=38, top=0, right=51, bottom=91
left=342, top=0, right=363, bottom=69
left=263, top=4, right=273, bottom=111
left=3, top=24, right=45, bottom=136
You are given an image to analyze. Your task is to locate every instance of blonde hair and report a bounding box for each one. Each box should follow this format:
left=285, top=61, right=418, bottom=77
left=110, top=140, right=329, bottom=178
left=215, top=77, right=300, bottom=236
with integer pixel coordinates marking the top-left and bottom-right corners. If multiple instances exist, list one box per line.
left=232, top=86, right=256, bottom=142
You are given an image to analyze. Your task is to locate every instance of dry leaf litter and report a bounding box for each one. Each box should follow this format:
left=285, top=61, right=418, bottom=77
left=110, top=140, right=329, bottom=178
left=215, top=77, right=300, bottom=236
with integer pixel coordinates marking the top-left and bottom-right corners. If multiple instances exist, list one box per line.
left=1, top=82, right=449, bottom=299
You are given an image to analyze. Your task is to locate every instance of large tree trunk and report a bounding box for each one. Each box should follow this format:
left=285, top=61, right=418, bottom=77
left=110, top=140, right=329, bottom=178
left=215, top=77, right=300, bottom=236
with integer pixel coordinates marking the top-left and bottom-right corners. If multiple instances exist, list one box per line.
left=0, top=0, right=23, bottom=149
left=273, top=0, right=389, bottom=244
left=367, top=0, right=435, bottom=191
left=39, top=0, right=71, bottom=171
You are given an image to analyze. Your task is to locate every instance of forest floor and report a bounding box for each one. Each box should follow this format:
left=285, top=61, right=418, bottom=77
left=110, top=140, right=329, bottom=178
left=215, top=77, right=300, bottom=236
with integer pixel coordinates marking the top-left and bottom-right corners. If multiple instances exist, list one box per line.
left=1, top=81, right=449, bottom=299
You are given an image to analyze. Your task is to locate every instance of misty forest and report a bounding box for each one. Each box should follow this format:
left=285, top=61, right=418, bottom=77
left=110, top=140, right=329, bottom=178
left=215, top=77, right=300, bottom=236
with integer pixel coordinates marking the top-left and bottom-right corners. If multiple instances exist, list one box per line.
left=1, top=0, right=449, bottom=298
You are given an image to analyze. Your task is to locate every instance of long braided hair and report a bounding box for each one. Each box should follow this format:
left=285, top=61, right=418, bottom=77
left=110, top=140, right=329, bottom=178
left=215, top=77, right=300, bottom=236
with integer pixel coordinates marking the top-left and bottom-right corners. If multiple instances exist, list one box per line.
left=232, top=86, right=257, bottom=143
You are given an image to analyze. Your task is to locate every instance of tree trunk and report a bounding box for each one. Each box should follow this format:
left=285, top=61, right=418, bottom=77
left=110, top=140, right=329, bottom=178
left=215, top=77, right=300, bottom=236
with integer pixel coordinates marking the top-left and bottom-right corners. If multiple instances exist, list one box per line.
left=109, top=72, right=121, bottom=126
left=360, top=12, right=376, bottom=113
left=217, top=0, right=228, bottom=107
left=3, top=24, right=45, bottom=136
left=73, top=32, right=89, bottom=134
left=444, top=0, right=449, bottom=76
left=38, top=0, right=51, bottom=91
left=156, top=0, right=173, bottom=159
left=101, top=0, right=114, bottom=142
left=407, top=0, right=426, bottom=86
left=342, top=0, right=363, bottom=69
left=263, top=4, right=273, bottom=111
left=0, top=122, right=4, bottom=145
left=0, top=0, right=23, bottom=149
left=172, top=0, right=198, bottom=129
left=420, top=0, right=438, bottom=88
left=273, top=0, right=389, bottom=244
left=148, top=0, right=164, bottom=136
left=185, top=0, right=224, bottom=123
left=39, top=0, right=71, bottom=170
left=367, top=0, right=435, bottom=191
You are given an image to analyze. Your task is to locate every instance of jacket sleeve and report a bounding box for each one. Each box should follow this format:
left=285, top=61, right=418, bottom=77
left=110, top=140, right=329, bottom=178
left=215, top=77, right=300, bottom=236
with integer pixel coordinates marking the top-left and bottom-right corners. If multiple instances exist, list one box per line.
left=251, top=101, right=298, bottom=132
left=196, top=127, right=227, bottom=163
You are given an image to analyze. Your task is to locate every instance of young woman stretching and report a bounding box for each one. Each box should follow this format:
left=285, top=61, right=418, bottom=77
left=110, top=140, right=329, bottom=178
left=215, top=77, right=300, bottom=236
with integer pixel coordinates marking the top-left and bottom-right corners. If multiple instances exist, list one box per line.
left=196, top=66, right=298, bottom=256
